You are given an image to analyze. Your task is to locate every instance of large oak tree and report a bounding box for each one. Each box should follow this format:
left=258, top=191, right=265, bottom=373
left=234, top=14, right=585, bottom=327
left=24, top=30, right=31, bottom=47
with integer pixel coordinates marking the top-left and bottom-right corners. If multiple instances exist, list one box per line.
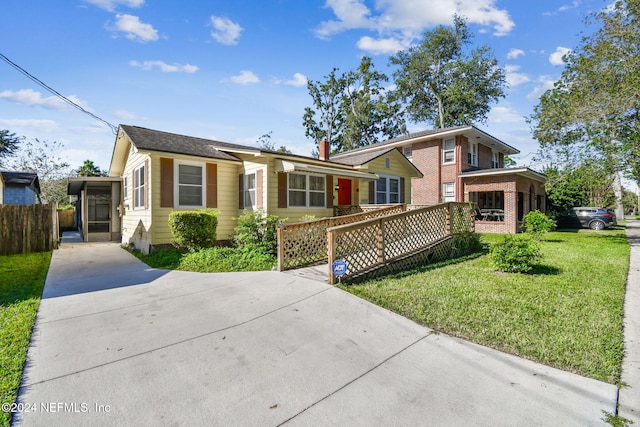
left=390, top=15, right=506, bottom=129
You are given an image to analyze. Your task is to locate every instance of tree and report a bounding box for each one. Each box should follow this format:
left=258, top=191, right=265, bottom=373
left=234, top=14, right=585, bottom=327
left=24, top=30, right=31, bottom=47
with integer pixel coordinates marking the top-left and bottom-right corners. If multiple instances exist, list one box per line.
left=530, top=0, right=640, bottom=185
left=340, top=57, right=406, bottom=151
left=390, top=15, right=506, bottom=129
left=256, top=131, right=291, bottom=154
left=4, top=138, right=71, bottom=204
left=0, top=129, right=21, bottom=162
left=542, top=161, right=616, bottom=212
left=303, top=57, right=406, bottom=154
left=303, top=67, right=345, bottom=152
left=75, top=160, right=107, bottom=177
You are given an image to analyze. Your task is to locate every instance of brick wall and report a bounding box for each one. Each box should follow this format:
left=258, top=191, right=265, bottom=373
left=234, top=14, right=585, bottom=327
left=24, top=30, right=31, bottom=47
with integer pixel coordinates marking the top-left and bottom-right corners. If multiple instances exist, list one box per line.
left=411, top=139, right=441, bottom=205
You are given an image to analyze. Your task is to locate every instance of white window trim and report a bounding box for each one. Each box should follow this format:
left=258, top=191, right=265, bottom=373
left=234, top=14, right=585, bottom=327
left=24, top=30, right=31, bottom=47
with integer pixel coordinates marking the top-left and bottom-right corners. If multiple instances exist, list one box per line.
left=468, top=142, right=478, bottom=166
left=443, top=139, right=455, bottom=164
left=174, top=160, right=206, bottom=209
left=287, top=173, right=326, bottom=208
left=244, top=172, right=256, bottom=209
left=442, top=182, right=455, bottom=203
left=492, top=150, right=500, bottom=168
left=402, top=146, right=413, bottom=162
left=123, top=176, right=129, bottom=200
left=375, top=175, right=401, bottom=204
left=133, top=163, right=145, bottom=210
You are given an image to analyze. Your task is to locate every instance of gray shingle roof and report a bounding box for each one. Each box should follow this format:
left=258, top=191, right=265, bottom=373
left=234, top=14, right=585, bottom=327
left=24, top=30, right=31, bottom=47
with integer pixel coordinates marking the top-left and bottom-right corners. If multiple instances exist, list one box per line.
left=120, top=125, right=243, bottom=162
left=0, top=171, right=40, bottom=191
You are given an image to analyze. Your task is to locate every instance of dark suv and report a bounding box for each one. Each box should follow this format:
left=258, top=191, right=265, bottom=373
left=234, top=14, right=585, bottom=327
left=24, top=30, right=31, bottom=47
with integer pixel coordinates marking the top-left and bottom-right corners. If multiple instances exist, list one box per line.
left=556, top=207, right=617, bottom=230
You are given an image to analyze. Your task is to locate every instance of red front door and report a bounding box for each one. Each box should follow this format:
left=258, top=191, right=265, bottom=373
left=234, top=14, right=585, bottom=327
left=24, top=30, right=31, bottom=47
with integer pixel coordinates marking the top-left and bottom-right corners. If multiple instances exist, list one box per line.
left=337, top=178, right=352, bottom=205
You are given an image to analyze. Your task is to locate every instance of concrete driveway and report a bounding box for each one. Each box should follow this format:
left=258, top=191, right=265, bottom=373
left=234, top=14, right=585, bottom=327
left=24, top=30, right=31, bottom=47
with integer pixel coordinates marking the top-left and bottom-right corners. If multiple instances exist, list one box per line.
left=15, top=242, right=617, bottom=426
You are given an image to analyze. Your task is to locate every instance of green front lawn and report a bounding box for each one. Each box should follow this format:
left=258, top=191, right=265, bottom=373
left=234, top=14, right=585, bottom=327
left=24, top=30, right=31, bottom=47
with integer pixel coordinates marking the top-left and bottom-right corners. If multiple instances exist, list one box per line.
left=0, top=252, right=51, bottom=427
left=340, top=228, right=629, bottom=384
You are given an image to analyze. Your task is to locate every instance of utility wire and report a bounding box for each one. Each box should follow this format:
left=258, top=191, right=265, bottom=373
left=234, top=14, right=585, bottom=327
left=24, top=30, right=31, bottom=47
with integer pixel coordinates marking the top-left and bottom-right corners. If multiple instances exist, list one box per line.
left=0, top=52, right=118, bottom=134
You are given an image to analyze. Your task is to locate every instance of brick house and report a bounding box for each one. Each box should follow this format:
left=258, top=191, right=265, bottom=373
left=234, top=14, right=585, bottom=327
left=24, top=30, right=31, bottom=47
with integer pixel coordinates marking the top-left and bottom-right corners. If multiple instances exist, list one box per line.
left=332, top=125, right=546, bottom=233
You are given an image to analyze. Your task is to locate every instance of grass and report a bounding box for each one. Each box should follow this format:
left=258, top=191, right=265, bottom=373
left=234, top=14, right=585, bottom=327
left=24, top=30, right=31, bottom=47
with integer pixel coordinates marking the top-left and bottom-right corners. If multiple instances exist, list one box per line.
left=340, top=227, right=629, bottom=384
left=130, top=245, right=276, bottom=272
left=0, top=252, right=52, bottom=427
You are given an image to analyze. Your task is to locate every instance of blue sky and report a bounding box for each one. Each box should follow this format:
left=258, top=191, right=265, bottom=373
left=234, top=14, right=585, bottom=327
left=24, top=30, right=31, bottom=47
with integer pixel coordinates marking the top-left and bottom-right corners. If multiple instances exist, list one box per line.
left=1, top=0, right=608, bottom=174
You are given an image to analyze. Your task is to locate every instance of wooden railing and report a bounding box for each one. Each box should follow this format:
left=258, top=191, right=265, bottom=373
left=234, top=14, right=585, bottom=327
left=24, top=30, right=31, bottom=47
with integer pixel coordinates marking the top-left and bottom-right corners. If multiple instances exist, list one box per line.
left=327, top=202, right=475, bottom=284
left=277, top=204, right=407, bottom=271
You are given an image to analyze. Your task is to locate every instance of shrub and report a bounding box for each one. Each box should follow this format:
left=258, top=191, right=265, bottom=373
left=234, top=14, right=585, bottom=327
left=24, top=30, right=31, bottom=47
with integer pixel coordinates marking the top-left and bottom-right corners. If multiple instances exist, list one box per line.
left=168, top=209, right=219, bottom=250
left=522, top=210, right=555, bottom=240
left=233, top=210, right=284, bottom=256
left=490, top=235, right=541, bottom=273
left=178, top=245, right=276, bottom=272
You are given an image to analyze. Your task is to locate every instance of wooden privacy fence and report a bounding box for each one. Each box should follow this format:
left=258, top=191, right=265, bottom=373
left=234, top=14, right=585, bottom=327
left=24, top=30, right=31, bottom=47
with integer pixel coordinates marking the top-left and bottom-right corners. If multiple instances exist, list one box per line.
left=277, top=204, right=407, bottom=270
left=327, top=202, right=475, bottom=284
left=0, top=204, right=59, bottom=255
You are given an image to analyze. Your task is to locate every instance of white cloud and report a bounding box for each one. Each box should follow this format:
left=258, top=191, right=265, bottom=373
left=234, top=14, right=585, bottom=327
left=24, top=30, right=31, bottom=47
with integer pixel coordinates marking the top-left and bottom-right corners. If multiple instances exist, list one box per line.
left=281, top=73, right=308, bottom=87
left=210, top=16, right=243, bottom=45
left=543, top=1, right=581, bottom=15
left=0, top=89, right=91, bottom=111
left=129, top=60, right=198, bottom=73
left=356, top=36, right=407, bottom=55
left=84, top=0, right=144, bottom=12
left=505, top=65, right=530, bottom=87
left=110, top=14, right=159, bottom=42
left=113, top=110, right=138, bottom=121
left=315, top=0, right=515, bottom=40
left=487, top=105, right=525, bottom=124
left=229, top=70, right=260, bottom=85
left=527, top=76, right=556, bottom=101
left=0, top=118, right=59, bottom=133
left=549, top=46, right=571, bottom=66
left=506, top=48, right=525, bottom=59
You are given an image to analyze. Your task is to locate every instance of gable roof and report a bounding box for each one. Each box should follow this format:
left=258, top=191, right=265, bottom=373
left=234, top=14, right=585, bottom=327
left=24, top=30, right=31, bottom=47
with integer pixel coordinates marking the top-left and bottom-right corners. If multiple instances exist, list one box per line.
left=331, top=125, right=519, bottom=159
left=331, top=147, right=423, bottom=177
left=119, top=125, right=243, bottom=162
left=0, top=171, right=41, bottom=192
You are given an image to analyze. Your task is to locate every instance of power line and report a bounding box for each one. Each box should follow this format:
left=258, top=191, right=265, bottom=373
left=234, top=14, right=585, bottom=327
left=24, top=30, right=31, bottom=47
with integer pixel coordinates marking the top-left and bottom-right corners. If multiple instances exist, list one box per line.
left=0, top=52, right=118, bottom=134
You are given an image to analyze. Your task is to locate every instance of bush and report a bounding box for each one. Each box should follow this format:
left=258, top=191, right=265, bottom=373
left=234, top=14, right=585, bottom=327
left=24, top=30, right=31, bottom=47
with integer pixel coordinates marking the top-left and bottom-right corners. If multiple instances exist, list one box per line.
left=233, top=210, right=284, bottom=256
left=522, top=210, right=555, bottom=240
left=178, top=245, right=276, bottom=272
left=490, top=235, right=541, bottom=273
left=168, top=209, right=219, bottom=250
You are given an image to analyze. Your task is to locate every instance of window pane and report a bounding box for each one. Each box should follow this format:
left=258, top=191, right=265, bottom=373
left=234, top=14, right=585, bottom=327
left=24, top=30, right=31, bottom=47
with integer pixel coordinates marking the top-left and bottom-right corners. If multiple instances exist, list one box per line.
left=246, top=174, right=255, bottom=190
left=289, top=190, right=306, bottom=206
left=179, top=165, right=202, bottom=185
left=389, top=179, right=399, bottom=193
left=309, top=175, right=324, bottom=191
left=245, top=189, right=255, bottom=207
left=310, top=192, right=324, bottom=207
left=289, top=174, right=306, bottom=190
left=376, top=178, right=386, bottom=192
left=444, top=151, right=454, bottom=163
left=138, top=166, right=145, bottom=185
left=444, top=139, right=455, bottom=150
left=376, top=192, right=386, bottom=204
left=390, top=193, right=399, bottom=203
left=179, top=186, right=202, bottom=206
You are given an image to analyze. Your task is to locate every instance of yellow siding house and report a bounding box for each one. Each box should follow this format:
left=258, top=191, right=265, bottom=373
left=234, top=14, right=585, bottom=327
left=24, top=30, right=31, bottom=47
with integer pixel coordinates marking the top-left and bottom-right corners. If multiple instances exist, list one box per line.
left=91, top=125, right=421, bottom=253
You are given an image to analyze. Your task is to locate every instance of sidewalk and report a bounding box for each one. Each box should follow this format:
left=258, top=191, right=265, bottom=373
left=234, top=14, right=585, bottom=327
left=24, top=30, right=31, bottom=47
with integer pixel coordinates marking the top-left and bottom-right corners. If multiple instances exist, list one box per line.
left=620, top=218, right=640, bottom=423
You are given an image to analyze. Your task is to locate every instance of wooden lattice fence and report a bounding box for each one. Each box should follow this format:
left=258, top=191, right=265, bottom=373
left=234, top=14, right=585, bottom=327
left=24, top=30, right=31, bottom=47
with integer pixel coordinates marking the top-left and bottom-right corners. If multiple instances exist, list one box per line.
left=327, top=202, right=475, bottom=284
left=277, top=204, right=407, bottom=270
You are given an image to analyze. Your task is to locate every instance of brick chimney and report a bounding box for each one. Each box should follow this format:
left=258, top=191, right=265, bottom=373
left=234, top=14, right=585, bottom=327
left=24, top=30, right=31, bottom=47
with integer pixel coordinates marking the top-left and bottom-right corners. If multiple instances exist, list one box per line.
left=319, top=139, right=330, bottom=161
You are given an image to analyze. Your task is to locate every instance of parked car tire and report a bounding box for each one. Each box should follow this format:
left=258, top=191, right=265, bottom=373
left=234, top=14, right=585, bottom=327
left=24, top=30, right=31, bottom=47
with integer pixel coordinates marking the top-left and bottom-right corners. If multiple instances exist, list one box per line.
left=589, top=220, right=605, bottom=230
